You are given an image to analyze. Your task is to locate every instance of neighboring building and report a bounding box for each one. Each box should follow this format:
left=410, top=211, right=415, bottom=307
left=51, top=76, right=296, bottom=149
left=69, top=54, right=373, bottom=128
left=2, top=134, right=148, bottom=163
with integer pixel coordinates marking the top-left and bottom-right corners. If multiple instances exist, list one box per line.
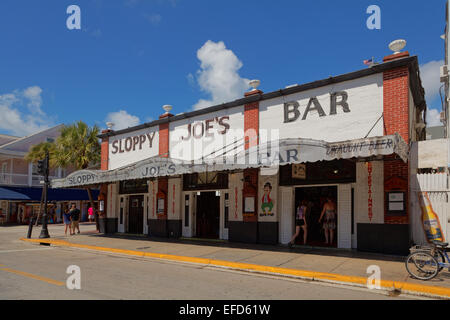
left=426, top=126, right=446, bottom=140
left=0, top=125, right=98, bottom=224
left=54, top=49, right=428, bottom=255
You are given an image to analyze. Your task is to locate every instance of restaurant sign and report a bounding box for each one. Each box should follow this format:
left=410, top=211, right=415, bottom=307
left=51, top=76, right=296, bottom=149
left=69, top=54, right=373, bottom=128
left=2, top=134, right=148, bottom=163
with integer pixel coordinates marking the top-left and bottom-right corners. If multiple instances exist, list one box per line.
left=53, top=170, right=101, bottom=188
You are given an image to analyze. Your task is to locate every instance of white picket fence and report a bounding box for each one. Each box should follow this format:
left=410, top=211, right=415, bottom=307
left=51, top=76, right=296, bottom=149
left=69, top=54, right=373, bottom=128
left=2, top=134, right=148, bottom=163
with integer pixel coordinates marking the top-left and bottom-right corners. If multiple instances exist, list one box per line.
left=410, top=174, right=450, bottom=245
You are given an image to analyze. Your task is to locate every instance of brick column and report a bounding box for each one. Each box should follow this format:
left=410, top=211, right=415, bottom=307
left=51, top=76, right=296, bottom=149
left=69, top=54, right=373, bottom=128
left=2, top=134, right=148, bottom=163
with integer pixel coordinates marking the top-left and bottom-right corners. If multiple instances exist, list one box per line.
left=100, top=129, right=112, bottom=171
left=243, top=89, right=262, bottom=224
left=157, top=110, right=173, bottom=225
left=383, top=52, right=410, bottom=224
left=98, top=129, right=112, bottom=232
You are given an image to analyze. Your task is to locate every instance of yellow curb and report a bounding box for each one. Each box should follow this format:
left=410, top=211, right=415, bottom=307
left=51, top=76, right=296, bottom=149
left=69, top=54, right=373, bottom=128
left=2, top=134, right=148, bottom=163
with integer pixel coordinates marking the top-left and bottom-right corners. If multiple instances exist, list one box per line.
left=21, top=238, right=450, bottom=299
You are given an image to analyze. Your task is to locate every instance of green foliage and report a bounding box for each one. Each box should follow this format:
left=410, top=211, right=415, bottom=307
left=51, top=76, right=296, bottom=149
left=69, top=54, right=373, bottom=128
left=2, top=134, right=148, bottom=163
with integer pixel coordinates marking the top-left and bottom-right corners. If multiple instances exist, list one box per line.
left=55, top=121, right=101, bottom=170
left=25, top=121, right=101, bottom=170
left=25, top=141, right=57, bottom=167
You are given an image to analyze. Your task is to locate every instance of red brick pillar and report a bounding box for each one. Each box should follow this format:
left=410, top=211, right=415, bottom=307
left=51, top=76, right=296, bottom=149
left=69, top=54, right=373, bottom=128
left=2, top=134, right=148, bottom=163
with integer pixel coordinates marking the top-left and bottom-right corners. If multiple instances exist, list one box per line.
left=243, top=89, right=262, bottom=223
left=98, top=129, right=112, bottom=228
left=157, top=109, right=173, bottom=221
left=100, top=129, right=112, bottom=171
left=383, top=52, right=410, bottom=224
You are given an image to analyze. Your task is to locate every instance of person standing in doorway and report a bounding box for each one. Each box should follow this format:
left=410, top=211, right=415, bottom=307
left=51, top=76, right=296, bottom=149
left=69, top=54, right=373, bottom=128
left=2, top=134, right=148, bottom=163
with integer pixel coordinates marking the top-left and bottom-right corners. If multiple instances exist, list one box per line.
left=319, top=196, right=337, bottom=246
left=69, top=203, right=81, bottom=235
left=289, top=200, right=308, bottom=248
left=63, top=206, right=72, bottom=236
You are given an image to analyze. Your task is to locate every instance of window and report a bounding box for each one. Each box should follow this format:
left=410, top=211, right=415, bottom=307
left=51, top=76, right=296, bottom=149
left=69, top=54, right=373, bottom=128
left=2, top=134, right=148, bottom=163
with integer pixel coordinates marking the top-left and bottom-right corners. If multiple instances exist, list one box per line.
left=119, top=179, right=149, bottom=194
left=197, top=172, right=218, bottom=184
left=1, top=163, right=7, bottom=182
left=183, top=172, right=228, bottom=191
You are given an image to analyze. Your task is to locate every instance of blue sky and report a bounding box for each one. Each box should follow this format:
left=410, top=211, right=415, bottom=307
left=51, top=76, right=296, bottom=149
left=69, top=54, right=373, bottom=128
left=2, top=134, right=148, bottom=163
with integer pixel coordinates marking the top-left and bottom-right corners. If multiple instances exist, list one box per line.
left=0, top=0, right=446, bottom=136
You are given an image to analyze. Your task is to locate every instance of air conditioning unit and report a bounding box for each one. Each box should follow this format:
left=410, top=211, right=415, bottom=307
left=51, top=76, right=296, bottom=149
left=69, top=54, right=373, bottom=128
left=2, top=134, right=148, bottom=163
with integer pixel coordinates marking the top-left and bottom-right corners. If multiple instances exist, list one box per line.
left=440, top=65, right=449, bottom=82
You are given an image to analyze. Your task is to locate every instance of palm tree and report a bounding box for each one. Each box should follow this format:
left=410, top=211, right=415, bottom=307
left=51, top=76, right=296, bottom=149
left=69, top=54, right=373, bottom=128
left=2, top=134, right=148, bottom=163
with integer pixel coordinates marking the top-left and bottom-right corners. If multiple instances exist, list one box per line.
left=25, top=141, right=57, bottom=167
left=25, top=122, right=101, bottom=227
left=25, top=141, right=58, bottom=225
left=54, top=121, right=101, bottom=211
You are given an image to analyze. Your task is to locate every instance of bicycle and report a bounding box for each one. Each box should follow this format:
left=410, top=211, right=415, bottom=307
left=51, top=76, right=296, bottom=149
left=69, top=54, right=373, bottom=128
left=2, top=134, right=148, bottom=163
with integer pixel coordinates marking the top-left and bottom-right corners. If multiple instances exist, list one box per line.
left=405, top=240, right=450, bottom=281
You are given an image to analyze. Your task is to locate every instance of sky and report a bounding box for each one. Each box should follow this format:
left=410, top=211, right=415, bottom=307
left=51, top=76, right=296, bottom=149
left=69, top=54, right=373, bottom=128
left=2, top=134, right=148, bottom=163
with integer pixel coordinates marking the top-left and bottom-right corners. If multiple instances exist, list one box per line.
left=0, top=0, right=447, bottom=136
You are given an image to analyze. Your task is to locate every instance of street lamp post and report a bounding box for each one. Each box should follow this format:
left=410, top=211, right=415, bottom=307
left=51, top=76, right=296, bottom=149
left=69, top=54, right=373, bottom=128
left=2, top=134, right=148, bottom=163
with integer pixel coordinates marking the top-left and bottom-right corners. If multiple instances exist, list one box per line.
left=39, top=151, right=50, bottom=239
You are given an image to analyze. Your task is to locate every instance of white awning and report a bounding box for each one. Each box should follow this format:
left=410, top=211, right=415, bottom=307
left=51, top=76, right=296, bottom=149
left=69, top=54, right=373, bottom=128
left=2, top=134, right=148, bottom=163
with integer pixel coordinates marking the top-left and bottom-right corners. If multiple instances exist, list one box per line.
left=51, top=134, right=408, bottom=188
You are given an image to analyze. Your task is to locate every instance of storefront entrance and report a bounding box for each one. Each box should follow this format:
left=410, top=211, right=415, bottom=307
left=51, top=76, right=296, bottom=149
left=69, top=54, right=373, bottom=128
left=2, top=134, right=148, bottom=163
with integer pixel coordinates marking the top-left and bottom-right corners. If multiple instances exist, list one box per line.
left=294, top=186, right=338, bottom=248
left=128, top=195, right=144, bottom=234
left=196, top=192, right=220, bottom=239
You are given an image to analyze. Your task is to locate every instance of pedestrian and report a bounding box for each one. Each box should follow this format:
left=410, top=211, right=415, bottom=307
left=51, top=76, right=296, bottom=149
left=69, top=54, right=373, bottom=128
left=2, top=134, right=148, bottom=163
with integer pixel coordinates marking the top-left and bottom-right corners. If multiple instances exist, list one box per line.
left=69, top=203, right=81, bottom=235
left=289, top=199, right=308, bottom=248
left=319, top=196, right=337, bottom=246
left=63, top=206, right=72, bottom=236
left=88, top=206, right=95, bottom=223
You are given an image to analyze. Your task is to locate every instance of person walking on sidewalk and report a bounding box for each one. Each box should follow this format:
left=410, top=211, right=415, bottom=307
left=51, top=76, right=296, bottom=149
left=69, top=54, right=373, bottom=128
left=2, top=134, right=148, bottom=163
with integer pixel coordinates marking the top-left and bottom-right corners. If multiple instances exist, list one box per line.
left=289, top=200, right=308, bottom=248
left=69, top=203, right=81, bottom=235
left=319, top=196, right=337, bottom=246
left=63, top=206, right=72, bottom=236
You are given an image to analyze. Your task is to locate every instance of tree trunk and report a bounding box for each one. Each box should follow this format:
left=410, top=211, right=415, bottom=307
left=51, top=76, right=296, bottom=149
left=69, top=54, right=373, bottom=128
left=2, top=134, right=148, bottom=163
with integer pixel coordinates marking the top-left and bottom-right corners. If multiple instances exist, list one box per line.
left=86, top=187, right=99, bottom=231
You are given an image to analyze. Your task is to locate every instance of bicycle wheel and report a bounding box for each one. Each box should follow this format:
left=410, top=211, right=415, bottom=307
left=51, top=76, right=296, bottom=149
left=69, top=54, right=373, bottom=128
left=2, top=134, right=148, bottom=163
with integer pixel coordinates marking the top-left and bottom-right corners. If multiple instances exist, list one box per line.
left=405, top=252, right=439, bottom=281
left=432, top=249, right=446, bottom=272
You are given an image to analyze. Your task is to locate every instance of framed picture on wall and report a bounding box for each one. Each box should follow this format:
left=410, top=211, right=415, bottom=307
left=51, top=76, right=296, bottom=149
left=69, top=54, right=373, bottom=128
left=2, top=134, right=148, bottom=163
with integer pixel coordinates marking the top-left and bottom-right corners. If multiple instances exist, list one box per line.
left=157, top=198, right=165, bottom=214
left=386, top=192, right=406, bottom=215
left=244, top=197, right=255, bottom=213
left=292, top=164, right=306, bottom=179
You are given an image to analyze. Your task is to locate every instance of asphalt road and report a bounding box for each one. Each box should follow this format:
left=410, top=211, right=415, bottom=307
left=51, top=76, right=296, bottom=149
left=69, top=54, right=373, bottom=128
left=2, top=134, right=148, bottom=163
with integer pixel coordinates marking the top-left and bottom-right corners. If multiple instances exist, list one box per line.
left=0, top=225, right=416, bottom=300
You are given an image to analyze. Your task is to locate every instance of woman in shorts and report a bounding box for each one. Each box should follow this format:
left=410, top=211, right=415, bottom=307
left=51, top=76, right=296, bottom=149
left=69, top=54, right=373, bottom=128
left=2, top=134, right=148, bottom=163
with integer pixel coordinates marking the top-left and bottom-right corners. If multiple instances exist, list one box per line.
left=289, top=200, right=308, bottom=247
left=319, top=197, right=337, bottom=246
left=88, top=207, right=95, bottom=223
left=63, top=206, right=71, bottom=236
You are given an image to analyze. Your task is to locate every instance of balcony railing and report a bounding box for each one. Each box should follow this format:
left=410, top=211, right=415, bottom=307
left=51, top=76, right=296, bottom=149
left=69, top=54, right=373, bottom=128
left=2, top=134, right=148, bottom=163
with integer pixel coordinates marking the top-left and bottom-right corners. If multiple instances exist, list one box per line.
left=0, top=173, right=59, bottom=187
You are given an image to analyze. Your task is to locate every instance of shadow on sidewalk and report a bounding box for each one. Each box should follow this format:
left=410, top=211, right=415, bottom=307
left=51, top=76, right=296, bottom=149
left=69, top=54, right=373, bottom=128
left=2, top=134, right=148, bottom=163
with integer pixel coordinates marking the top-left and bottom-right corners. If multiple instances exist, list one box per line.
left=83, top=232, right=407, bottom=263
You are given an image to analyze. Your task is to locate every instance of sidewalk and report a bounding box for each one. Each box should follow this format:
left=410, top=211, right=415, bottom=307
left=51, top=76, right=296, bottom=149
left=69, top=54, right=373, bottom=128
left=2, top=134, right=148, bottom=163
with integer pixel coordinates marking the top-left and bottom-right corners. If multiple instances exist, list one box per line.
left=21, top=227, right=450, bottom=299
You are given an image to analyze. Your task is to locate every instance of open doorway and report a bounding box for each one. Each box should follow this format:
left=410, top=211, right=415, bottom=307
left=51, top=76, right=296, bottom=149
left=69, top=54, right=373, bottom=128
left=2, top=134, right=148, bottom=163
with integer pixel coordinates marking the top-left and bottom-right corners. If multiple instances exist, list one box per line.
left=128, top=195, right=144, bottom=234
left=294, top=186, right=338, bottom=248
left=196, top=192, right=220, bottom=239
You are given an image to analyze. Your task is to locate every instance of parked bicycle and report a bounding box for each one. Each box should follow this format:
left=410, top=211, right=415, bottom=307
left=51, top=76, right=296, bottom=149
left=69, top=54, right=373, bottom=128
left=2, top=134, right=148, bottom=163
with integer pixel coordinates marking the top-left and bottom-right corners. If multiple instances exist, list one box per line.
left=405, top=240, right=450, bottom=281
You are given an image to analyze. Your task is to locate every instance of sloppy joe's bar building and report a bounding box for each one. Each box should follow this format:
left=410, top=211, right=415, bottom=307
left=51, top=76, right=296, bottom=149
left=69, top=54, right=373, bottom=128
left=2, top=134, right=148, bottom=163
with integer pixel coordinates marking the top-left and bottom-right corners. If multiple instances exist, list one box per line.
left=53, top=51, right=427, bottom=255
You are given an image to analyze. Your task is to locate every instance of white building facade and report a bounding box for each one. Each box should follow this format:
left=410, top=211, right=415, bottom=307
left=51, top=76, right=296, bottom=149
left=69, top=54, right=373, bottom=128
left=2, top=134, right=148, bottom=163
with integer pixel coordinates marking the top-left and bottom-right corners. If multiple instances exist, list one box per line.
left=54, top=52, right=427, bottom=255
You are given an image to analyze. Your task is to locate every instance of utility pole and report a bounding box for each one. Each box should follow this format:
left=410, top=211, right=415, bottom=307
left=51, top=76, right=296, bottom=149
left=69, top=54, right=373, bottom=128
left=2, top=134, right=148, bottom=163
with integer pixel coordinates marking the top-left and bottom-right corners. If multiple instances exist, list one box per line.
left=39, top=151, right=50, bottom=239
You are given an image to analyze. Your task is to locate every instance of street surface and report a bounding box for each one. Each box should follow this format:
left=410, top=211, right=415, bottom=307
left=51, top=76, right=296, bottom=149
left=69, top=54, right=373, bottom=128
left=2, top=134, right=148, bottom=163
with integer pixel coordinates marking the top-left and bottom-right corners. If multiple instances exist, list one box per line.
left=0, top=224, right=418, bottom=300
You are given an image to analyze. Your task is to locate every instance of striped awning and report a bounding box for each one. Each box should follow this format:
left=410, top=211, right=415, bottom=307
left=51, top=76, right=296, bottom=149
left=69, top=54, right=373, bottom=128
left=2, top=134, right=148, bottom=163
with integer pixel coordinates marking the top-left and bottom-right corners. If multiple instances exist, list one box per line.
left=51, top=133, right=408, bottom=188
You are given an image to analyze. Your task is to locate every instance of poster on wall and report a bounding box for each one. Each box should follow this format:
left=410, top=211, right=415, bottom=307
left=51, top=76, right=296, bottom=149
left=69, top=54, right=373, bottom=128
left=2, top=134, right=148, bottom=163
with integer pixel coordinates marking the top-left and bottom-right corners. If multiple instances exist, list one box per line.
left=157, top=198, right=165, bottom=214
left=244, top=197, right=255, bottom=213
left=418, top=192, right=445, bottom=243
left=260, top=182, right=275, bottom=217
left=292, top=164, right=306, bottom=179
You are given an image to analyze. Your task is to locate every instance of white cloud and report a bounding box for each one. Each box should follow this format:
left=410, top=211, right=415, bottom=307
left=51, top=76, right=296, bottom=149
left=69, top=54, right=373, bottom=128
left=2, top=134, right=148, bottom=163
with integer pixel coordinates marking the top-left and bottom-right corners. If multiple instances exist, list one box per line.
left=192, top=40, right=250, bottom=110
left=0, top=86, right=53, bottom=136
left=106, top=110, right=140, bottom=130
left=426, top=108, right=442, bottom=127
left=23, top=86, right=44, bottom=115
left=420, top=60, right=444, bottom=103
